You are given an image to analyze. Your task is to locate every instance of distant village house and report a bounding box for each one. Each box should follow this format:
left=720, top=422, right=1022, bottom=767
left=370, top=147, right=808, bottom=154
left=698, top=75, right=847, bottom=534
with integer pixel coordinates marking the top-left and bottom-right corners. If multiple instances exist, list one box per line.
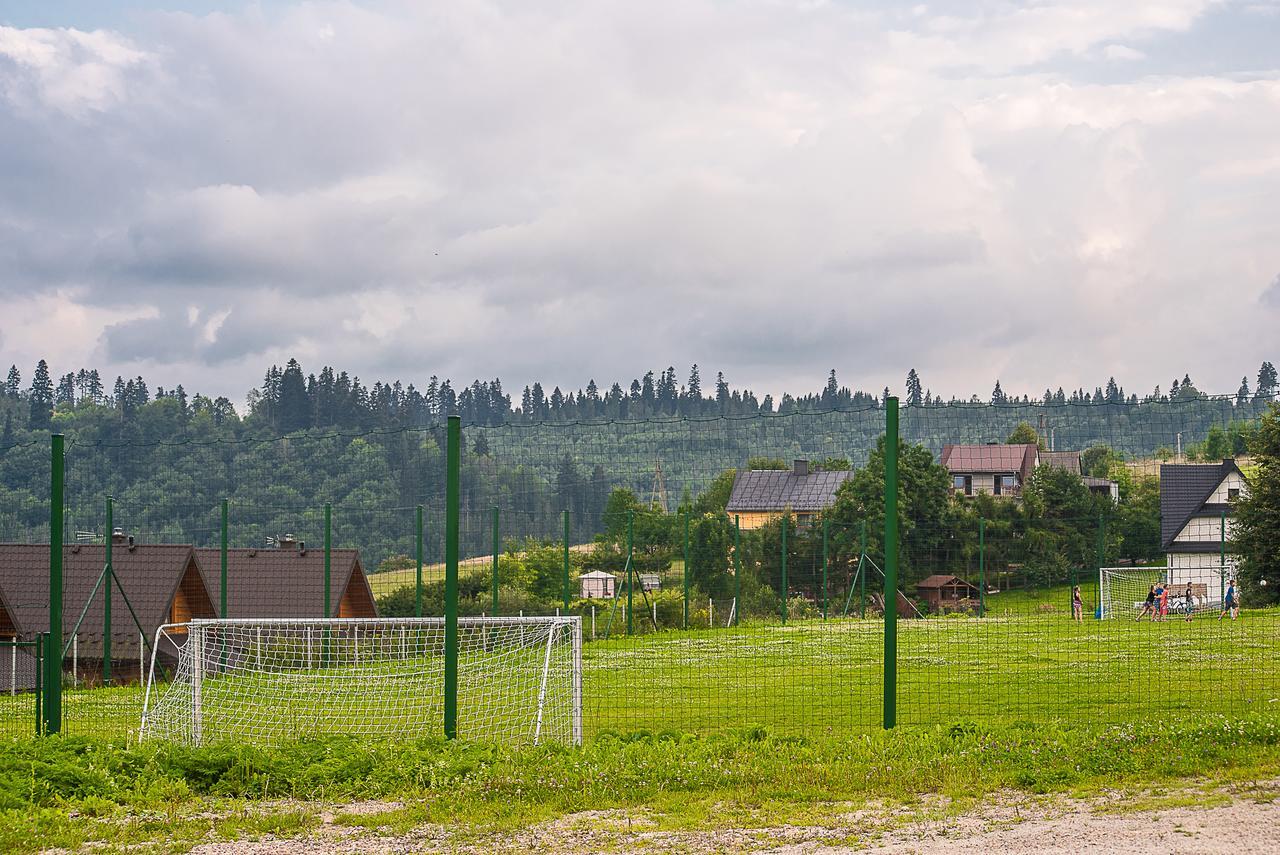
left=726, top=459, right=851, bottom=530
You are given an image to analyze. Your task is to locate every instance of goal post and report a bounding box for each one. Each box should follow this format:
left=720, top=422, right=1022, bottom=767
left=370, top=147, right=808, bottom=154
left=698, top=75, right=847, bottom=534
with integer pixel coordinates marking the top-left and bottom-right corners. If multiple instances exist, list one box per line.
left=141, top=617, right=582, bottom=746
left=1099, top=567, right=1220, bottom=619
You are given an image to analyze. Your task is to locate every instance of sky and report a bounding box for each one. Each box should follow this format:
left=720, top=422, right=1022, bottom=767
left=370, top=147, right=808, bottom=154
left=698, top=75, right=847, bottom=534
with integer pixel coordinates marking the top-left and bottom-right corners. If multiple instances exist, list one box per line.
left=1, top=0, right=1279, bottom=406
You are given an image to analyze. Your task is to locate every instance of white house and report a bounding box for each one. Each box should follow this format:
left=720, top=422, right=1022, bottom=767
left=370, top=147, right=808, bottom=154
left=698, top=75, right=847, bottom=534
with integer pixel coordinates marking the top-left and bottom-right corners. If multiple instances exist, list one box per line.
left=1160, top=459, right=1247, bottom=605
left=579, top=570, right=616, bottom=599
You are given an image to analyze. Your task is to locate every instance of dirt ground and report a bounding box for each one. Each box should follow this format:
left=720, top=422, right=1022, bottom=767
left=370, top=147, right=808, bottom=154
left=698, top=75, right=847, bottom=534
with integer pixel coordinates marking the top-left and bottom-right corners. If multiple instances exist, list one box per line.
left=189, top=779, right=1280, bottom=854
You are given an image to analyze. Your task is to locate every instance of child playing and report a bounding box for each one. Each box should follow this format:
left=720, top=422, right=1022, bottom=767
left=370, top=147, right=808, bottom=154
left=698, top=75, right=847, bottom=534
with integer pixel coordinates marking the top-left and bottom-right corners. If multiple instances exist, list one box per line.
left=1072, top=585, right=1083, bottom=622
left=1220, top=579, right=1239, bottom=620
left=1137, top=585, right=1156, bottom=621
left=1184, top=582, right=1195, bottom=621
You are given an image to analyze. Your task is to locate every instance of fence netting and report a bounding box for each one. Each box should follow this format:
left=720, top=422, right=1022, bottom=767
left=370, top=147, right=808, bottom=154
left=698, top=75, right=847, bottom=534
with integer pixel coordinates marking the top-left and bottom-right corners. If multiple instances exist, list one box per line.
left=0, top=393, right=1276, bottom=741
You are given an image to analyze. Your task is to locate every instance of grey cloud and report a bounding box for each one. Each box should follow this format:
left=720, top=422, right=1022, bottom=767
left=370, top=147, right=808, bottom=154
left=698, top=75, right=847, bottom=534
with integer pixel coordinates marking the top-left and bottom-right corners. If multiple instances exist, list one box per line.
left=1, top=3, right=1279, bottom=403
left=1263, top=274, right=1280, bottom=306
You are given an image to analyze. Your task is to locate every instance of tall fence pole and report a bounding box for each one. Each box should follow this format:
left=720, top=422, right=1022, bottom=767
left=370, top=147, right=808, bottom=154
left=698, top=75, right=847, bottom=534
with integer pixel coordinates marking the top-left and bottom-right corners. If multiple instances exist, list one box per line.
left=220, top=498, right=228, bottom=618
left=444, top=415, right=461, bottom=739
left=323, top=503, right=332, bottom=617
left=859, top=518, right=867, bottom=619
left=682, top=512, right=690, bottom=629
left=626, top=510, right=634, bottom=637
left=1220, top=509, right=1227, bottom=608
left=1096, top=512, right=1106, bottom=617
left=45, top=434, right=64, bottom=735
left=415, top=505, right=424, bottom=618
left=978, top=517, right=985, bottom=618
left=562, top=509, right=571, bottom=612
left=103, top=496, right=113, bottom=684
left=733, top=515, right=741, bottom=626
left=780, top=515, right=788, bottom=624
left=821, top=517, right=829, bottom=620
left=883, top=396, right=899, bottom=730
left=491, top=506, right=501, bottom=616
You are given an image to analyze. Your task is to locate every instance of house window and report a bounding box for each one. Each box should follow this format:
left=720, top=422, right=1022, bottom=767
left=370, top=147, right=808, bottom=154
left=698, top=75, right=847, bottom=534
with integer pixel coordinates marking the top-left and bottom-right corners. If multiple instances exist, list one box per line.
left=954, top=475, right=972, bottom=495
left=993, top=475, right=1003, bottom=496
left=1228, top=487, right=1240, bottom=501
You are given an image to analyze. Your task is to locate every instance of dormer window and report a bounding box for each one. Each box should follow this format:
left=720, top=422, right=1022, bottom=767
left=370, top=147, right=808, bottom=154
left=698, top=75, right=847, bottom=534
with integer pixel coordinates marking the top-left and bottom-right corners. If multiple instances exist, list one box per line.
left=1228, top=487, right=1240, bottom=501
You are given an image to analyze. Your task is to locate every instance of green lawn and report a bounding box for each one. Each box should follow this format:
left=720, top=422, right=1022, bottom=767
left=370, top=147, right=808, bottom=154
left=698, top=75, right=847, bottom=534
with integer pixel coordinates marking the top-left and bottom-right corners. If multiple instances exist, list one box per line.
left=3, top=605, right=1277, bottom=744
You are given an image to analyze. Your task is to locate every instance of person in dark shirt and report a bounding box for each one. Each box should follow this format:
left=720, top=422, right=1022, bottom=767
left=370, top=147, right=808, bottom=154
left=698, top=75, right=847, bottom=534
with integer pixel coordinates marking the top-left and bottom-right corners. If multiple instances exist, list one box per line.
left=1137, top=585, right=1156, bottom=621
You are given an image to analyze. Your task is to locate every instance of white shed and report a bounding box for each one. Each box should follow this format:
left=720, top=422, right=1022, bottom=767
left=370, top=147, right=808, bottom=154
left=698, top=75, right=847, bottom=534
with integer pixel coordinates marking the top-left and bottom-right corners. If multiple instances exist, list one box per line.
left=580, top=570, right=616, bottom=599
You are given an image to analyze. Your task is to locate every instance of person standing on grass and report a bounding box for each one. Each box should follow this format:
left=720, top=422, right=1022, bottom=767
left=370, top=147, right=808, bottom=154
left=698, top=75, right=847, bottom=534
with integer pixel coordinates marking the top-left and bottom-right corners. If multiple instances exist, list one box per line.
left=1137, top=584, right=1156, bottom=621
left=1220, top=579, right=1239, bottom=620
left=1072, top=585, right=1083, bottom=622
left=1150, top=581, right=1164, bottom=622
left=1184, top=582, right=1195, bottom=622
left=1158, top=582, right=1169, bottom=621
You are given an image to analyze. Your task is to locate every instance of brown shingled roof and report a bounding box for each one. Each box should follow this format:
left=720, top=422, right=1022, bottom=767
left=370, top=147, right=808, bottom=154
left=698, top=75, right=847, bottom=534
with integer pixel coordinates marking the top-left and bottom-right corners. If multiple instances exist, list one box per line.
left=194, top=547, right=377, bottom=619
left=0, top=543, right=215, bottom=672
left=941, top=444, right=1038, bottom=483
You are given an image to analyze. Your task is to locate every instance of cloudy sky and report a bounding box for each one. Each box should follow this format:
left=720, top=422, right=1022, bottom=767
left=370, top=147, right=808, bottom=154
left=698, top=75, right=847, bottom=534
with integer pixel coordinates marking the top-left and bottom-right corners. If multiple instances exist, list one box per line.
left=2, top=0, right=1279, bottom=404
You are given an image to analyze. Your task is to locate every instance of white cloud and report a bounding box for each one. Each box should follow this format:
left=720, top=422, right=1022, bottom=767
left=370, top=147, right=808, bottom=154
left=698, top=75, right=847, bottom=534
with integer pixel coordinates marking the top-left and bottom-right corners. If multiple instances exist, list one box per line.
left=1104, top=43, right=1148, bottom=61
left=0, top=0, right=1277, bottom=404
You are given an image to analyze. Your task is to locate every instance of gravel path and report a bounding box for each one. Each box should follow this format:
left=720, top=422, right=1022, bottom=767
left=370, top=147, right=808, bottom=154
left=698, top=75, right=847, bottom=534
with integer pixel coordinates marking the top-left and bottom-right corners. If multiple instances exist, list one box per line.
left=188, top=780, right=1280, bottom=854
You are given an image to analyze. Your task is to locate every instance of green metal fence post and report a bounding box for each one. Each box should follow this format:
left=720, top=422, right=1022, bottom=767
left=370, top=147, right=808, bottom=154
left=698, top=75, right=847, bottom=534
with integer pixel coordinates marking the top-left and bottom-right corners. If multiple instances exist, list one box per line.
left=491, top=506, right=500, bottom=616
left=1096, top=512, right=1106, bottom=618
left=1220, top=509, right=1227, bottom=608
left=683, top=512, right=690, bottom=629
left=626, top=510, right=634, bottom=637
left=323, top=503, right=332, bottom=617
left=733, top=515, right=741, bottom=626
left=444, top=416, right=461, bottom=739
left=103, top=496, right=113, bottom=684
left=883, top=397, right=899, bottom=730
left=780, top=515, right=788, bottom=624
left=860, top=519, right=867, bottom=619
left=978, top=517, right=985, bottom=618
left=45, top=434, right=64, bottom=735
left=563, top=509, right=571, bottom=612
left=822, top=517, right=829, bottom=620
left=220, top=499, right=228, bottom=618
left=415, top=505, right=424, bottom=618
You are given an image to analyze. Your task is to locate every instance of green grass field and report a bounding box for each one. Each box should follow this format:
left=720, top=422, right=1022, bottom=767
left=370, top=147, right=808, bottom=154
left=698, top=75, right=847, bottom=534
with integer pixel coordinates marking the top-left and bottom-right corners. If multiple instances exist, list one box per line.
left=3, top=600, right=1276, bottom=745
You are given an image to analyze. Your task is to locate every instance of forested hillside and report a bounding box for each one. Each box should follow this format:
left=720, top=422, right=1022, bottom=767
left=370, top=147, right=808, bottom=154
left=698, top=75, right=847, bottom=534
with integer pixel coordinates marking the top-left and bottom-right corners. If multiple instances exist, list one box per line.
left=0, top=358, right=1275, bottom=571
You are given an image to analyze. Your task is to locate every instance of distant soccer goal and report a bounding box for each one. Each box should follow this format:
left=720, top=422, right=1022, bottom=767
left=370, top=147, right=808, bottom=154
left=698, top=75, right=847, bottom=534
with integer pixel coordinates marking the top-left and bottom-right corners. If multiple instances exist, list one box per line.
left=141, top=617, right=581, bottom=746
left=1099, top=568, right=1219, bottom=619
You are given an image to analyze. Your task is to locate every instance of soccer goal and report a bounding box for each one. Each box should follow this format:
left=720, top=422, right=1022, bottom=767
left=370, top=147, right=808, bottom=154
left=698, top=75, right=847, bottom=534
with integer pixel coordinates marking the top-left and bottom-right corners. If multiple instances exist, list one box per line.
left=141, top=617, right=581, bottom=746
left=1099, top=568, right=1219, bottom=619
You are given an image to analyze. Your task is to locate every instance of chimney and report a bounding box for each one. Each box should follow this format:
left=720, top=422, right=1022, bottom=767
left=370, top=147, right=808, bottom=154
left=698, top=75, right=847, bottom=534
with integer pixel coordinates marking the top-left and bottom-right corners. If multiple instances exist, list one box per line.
left=278, top=533, right=296, bottom=549
left=111, top=528, right=127, bottom=544
left=127, top=535, right=136, bottom=551
left=793, top=459, right=809, bottom=477
left=298, top=540, right=307, bottom=556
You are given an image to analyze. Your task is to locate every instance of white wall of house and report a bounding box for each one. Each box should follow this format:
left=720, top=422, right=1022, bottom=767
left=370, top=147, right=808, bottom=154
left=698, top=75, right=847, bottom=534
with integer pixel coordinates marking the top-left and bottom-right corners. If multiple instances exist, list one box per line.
left=1165, top=552, right=1235, bottom=603
left=1173, top=515, right=1237, bottom=542
left=1206, top=471, right=1248, bottom=503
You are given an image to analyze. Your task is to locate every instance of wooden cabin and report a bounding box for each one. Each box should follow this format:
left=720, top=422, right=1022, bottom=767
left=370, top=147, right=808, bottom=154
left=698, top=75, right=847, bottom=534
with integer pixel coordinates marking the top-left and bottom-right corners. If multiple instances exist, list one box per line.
left=915, top=574, right=981, bottom=613
left=195, top=540, right=377, bottom=619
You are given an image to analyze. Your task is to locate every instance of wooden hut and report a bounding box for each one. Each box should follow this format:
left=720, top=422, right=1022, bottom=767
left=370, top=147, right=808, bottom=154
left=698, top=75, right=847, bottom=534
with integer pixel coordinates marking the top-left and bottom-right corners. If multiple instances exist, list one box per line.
left=915, top=574, right=981, bottom=613
left=195, top=539, right=377, bottom=619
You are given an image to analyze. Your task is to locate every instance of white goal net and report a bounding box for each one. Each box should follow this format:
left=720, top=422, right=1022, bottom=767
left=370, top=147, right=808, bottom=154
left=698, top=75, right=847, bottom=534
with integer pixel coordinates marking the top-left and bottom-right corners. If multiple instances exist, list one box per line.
left=1099, top=568, right=1222, bottom=619
left=141, top=617, right=581, bottom=746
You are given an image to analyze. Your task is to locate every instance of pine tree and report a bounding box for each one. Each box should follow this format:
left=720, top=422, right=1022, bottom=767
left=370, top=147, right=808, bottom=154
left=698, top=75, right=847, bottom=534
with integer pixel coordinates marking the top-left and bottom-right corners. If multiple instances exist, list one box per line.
left=715, top=372, right=730, bottom=411
left=1256, top=361, right=1278, bottom=401
left=278, top=359, right=310, bottom=432
left=991, top=380, right=1006, bottom=404
left=1237, top=377, right=1251, bottom=405
left=1105, top=377, right=1120, bottom=404
left=685, top=365, right=702, bottom=414
left=28, top=360, right=54, bottom=429
left=4, top=366, right=20, bottom=398
left=55, top=373, right=75, bottom=407
left=906, top=369, right=923, bottom=406
left=823, top=370, right=839, bottom=406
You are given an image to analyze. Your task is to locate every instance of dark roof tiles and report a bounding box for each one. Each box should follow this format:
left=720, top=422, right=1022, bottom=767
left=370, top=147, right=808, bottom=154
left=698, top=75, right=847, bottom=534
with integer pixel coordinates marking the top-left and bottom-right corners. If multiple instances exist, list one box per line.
left=726, top=469, right=851, bottom=513
left=1159, top=460, right=1243, bottom=550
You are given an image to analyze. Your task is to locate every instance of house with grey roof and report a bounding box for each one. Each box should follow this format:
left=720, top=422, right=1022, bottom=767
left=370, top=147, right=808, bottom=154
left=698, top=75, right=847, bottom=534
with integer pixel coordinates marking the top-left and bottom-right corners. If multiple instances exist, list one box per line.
left=1160, top=459, right=1247, bottom=604
left=941, top=443, right=1038, bottom=498
left=1039, top=450, right=1120, bottom=502
left=726, top=459, right=851, bottom=530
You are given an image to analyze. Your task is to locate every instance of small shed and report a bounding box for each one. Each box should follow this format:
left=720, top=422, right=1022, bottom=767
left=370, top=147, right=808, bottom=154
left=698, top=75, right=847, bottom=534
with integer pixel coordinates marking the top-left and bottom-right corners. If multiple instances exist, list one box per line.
left=580, top=570, right=616, bottom=599
left=638, top=573, right=661, bottom=592
left=915, top=574, right=981, bottom=612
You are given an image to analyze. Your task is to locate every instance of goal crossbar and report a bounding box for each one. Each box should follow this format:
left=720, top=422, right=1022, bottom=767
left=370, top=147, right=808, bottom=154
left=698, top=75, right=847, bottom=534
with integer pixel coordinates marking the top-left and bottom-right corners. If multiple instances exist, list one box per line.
left=141, top=616, right=582, bottom=746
